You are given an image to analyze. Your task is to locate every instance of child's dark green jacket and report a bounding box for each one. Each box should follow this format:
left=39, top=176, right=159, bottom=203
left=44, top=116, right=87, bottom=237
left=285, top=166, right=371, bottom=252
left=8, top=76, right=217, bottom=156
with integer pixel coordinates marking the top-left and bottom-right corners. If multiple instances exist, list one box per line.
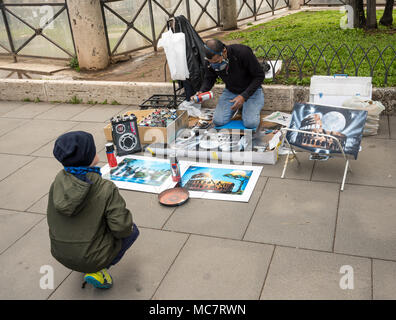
left=47, top=170, right=133, bottom=273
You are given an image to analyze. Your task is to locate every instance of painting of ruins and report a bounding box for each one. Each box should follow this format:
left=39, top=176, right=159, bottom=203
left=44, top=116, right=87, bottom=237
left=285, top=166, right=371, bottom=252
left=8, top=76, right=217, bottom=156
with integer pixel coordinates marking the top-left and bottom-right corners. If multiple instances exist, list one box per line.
left=286, top=103, right=367, bottom=159
left=181, top=166, right=253, bottom=195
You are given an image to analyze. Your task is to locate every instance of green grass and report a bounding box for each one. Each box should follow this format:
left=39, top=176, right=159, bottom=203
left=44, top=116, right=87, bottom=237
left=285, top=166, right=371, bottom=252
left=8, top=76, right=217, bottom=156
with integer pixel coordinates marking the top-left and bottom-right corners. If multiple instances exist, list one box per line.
left=225, top=10, right=396, bottom=87
left=69, top=57, right=80, bottom=72
left=67, top=96, right=82, bottom=104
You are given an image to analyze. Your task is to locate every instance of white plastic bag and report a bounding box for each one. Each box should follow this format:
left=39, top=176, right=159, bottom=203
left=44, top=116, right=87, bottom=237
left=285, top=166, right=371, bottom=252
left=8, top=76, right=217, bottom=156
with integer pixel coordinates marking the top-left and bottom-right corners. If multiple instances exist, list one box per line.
left=157, top=30, right=189, bottom=80
left=178, top=100, right=201, bottom=117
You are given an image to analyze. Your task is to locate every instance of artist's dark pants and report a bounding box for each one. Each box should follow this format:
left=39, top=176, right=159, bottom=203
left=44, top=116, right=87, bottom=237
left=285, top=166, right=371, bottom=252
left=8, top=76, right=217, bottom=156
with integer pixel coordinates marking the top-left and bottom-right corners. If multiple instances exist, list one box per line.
left=182, top=80, right=194, bottom=101
left=107, top=223, right=140, bottom=268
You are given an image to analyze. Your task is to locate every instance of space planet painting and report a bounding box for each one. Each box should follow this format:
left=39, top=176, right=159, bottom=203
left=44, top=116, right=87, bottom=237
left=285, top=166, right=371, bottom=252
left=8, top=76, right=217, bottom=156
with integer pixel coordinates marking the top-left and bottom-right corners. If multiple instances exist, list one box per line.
left=286, top=103, right=368, bottom=159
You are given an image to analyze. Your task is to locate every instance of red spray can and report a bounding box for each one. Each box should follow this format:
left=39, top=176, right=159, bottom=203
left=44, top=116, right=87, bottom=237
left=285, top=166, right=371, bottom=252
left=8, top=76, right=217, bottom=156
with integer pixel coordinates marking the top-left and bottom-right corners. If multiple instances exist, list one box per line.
left=170, top=155, right=181, bottom=184
left=106, top=143, right=118, bottom=168
left=193, top=91, right=214, bottom=103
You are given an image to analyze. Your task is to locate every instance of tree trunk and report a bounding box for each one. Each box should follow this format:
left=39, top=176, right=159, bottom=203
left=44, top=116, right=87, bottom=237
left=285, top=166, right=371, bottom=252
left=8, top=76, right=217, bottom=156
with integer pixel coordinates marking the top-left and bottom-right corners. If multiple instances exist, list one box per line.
left=379, top=0, right=394, bottom=26
left=366, top=0, right=378, bottom=29
left=352, top=0, right=366, bottom=28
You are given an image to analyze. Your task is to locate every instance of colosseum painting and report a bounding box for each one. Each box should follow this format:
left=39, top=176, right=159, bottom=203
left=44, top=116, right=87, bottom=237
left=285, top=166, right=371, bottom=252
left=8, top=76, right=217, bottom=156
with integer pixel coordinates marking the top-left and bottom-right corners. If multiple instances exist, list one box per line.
left=287, top=103, right=368, bottom=159
left=181, top=166, right=253, bottom=195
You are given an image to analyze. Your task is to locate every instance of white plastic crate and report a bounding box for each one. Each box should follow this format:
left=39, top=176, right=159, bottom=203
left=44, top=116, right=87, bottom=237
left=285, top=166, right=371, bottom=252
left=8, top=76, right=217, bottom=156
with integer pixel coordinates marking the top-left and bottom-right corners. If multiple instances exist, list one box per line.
left=309, top=75, right=372, bottom=107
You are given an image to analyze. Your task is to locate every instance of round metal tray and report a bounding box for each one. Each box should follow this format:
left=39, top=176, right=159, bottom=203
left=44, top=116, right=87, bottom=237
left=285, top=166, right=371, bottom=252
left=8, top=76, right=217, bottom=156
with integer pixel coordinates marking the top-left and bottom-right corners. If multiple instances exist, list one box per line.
left=158, top=187, right=190, bottom=207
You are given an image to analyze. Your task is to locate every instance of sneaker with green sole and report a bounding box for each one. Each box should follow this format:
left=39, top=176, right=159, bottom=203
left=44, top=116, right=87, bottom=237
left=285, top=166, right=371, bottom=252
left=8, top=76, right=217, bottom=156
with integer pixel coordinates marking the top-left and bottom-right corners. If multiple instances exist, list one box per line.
left=83, top=268, right=113, bottom=289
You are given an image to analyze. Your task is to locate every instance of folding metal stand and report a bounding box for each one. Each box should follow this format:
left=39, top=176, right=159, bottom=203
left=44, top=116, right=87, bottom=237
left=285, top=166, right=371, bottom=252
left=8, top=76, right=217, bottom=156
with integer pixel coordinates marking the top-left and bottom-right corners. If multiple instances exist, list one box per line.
left=280, top=128, right=352, bottom=191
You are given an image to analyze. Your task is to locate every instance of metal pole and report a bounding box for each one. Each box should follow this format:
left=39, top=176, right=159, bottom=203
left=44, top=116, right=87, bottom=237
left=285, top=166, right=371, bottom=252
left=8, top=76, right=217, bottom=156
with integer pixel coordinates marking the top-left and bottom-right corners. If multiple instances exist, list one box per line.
left=147, top=0, right=157, bottom=51
left=341, top=159, right=349, bottom=191
left=186, top=0, right=191, bottom=22
left=272, top=0, right=275, bottom=15
left=99, top=1, right=111, bottom=58
left=254, top=0, right=257, bottom=21
left=281, top=128, right=352, bottom=190
left=0, top=1, right=17, bottom=62
left=216, top=0, right=221, bottom=27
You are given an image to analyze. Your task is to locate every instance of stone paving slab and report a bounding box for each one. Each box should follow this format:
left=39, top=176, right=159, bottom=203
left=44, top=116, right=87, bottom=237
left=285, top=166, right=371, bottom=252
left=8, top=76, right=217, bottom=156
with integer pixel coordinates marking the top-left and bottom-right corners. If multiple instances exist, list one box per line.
left=311, top=138, right=396, bottom=188
left=0, top=118, right=30, bottom=137
left=0, top=219, right=71, bottom=300
left=334, top=184, right=396, bottom=260
left=26, top=194, right=48, bottom=215
left=373, top=259, right=396, bottom=300
left=1, top=102, right=57, bottom=119
left=0, top=62, right=69, bottom=75
left=259, top=156, right=314, bottom=180
left=49, top=228, right=188, bottom=300
left=0, top=154, right=34, bottom=181
left=0, top=119, right=78, bottom=155
left=34, top=103, right=92, bottom=121
left=244, top=178, right=339, bottom=251
left=0, top=157, right=61, bottom=211
left=0, top=209, right=43, bottom=254
left=390, top=116, right=396, bottom=140
left=376, top=115, right=390, bottom=139
left=31, top=121, right=108, bottom=158
left=69, top=104, right=128, bottom=123
left=261, top=246, right=372, bottom=300
left=152, top=235, right=274, bottom=300
left=163, top=177, right=267, bottom=240
left=0, top=101, right=26, bottom=116
left=119, top=190, right=176, bottom=229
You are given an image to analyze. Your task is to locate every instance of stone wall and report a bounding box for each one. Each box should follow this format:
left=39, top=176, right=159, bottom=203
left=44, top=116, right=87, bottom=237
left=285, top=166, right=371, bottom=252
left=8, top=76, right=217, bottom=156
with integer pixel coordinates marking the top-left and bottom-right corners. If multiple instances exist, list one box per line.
left=0, top=80, right=394, bottom=114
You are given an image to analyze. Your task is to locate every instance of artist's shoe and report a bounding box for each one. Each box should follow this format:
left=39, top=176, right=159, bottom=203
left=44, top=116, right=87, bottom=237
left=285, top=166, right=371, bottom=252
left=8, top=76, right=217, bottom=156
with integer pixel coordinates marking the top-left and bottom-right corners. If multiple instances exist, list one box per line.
left=83, top=268, right=113, bottom=289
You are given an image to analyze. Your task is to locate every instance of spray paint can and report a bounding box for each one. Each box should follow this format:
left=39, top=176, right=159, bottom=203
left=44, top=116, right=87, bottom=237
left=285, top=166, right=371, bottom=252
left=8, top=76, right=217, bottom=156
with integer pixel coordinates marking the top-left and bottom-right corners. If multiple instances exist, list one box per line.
left=170, top=155, right=181, bottom=184
left=105, top=143, right=118, bottom=168
left=193, top=91, right=214, bottom=103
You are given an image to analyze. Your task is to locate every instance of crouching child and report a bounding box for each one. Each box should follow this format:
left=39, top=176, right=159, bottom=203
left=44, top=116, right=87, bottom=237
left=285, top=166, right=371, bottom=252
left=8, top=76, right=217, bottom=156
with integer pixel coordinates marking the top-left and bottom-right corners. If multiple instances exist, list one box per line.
left=47, top=131, right=139, bottom=289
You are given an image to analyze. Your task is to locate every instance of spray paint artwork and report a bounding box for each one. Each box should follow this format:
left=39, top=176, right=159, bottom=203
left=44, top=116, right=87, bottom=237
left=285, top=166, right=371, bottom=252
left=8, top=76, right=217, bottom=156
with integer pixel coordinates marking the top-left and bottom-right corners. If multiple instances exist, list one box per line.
left=101, top=155, right=176, bottom=193
left=182, top=167, right=253, bottom=194
left=286, top=103, right=367, bottom=159
left=179, top=162, right=262, bottom=202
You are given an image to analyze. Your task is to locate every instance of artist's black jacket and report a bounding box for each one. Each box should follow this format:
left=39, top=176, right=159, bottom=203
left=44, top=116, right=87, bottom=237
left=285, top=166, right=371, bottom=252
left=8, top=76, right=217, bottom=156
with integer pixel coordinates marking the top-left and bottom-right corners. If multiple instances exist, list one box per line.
left=200, top=44, right=265, bottom=100
left=173, top=15, right=206, bottom=93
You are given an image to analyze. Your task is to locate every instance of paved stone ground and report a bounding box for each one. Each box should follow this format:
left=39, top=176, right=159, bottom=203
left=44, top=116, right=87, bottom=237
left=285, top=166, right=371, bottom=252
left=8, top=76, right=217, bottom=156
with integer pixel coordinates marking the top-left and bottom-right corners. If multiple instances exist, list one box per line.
left=0, top=101, right=395, bottom=300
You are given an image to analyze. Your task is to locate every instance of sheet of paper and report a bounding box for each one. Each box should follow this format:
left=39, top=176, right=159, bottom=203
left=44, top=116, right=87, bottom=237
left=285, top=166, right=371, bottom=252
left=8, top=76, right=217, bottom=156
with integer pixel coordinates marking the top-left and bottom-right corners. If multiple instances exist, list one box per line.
left=263, top=111, right=292, bottom=127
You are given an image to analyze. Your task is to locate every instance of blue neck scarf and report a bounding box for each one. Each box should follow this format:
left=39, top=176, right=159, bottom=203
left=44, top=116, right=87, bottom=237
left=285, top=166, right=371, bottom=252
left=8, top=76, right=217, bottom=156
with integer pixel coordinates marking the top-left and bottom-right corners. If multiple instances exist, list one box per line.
left=64, top=166, right=102, bottom=183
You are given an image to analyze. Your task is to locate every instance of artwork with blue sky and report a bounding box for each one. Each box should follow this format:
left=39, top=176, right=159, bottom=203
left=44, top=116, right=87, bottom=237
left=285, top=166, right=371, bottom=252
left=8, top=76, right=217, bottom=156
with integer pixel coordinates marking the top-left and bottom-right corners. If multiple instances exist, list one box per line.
left=181, top=166, right=253, bottom=195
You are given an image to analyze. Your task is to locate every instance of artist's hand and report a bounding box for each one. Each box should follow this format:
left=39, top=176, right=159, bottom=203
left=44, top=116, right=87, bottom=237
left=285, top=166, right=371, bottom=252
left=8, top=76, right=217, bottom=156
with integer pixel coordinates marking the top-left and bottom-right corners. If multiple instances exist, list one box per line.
left=230, top=95, right=245, bottom=111
left=190, top=91, right=203, bottom=102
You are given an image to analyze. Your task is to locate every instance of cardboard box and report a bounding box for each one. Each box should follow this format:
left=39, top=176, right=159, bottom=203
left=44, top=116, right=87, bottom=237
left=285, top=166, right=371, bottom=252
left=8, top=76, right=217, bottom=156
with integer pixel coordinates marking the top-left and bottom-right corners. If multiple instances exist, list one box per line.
left=104, top=109, right=189, bottom=145
left=145, top=143, right=279, bottom=165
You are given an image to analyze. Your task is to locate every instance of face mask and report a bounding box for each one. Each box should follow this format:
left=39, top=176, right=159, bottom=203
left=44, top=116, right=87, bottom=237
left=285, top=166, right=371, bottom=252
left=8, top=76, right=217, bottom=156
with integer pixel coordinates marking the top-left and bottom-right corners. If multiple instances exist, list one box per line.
left=210, top=57, right=229, bottom=72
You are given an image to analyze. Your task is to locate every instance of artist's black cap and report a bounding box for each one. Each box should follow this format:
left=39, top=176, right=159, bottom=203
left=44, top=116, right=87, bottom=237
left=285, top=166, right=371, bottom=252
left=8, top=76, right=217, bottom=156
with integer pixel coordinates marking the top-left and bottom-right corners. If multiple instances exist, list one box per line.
left=53, top=131, right=96, bottom=167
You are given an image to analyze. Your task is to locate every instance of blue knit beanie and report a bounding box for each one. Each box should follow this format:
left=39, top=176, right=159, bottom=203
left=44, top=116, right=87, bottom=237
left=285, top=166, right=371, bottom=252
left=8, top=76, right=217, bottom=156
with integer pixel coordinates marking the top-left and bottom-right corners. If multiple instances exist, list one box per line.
left=53, top=131, right=96, bottom=167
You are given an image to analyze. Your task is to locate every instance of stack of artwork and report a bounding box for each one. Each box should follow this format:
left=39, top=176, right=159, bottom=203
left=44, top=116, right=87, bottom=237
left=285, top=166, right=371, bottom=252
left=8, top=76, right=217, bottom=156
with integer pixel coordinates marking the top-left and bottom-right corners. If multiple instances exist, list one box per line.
left=101, top=155, right=262, bottom=202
